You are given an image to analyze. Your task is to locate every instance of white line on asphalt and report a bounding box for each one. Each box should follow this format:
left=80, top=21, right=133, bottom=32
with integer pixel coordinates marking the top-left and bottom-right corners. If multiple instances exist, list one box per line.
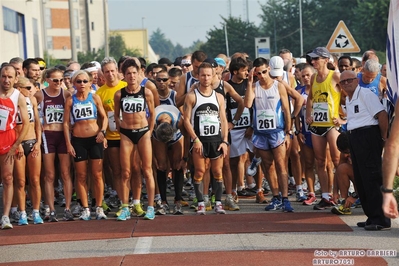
left=133, top=237, right=153, bottom=254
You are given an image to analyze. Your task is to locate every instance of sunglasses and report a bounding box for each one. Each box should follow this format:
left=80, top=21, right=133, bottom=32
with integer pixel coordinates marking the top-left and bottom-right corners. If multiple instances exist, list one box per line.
left=49, top=78, right=63, bottom=83
left=76, top=79, right=89, bottom=84
left=339, top=78, right=357, bottom=85
left=23, top=86, right=32, bottom=90
left=156, top=78, right=169, bottom=82
left=182, top=64, right=191, bottom=67
left=256, top=70, right=268, bottom=76
left=40, top=67, right=45, bottom=71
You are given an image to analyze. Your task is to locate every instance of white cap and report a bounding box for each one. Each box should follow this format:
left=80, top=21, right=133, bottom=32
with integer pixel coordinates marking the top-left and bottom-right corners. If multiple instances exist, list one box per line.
left=269, top=56, right=284, bottom=77
left=91, top=61, right=101, bottom=70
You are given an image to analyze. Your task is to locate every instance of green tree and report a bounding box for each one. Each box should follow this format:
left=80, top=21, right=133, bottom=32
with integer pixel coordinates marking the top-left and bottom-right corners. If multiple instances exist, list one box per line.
left=77, top=48, right=105, bottom=64
left=108, top=33, right=141, bottom=61
left=150, top=28, right=175, bottom=60
left=200, top=16, right=260, bottom=59
left=352, top=0, right=389, bottom=52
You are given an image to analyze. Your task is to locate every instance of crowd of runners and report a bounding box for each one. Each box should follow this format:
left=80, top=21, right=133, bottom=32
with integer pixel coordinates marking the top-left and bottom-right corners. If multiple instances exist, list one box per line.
left=0, top=47, right=396, bottom=230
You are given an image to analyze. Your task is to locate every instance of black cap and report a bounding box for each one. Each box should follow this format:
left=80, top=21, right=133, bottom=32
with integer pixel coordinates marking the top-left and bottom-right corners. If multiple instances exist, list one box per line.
left=173, top=57, right=182, bottom=66
left=158, top=57, right=173, bottom=66
left=203, top=57, right=217, bottom=68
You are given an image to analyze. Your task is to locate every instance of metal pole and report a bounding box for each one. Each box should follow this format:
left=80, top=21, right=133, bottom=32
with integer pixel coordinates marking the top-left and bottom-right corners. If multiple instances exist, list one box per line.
left=103, top=0, right=109, bottom=57
left=246, top=0, right=249, bottom=23
left=68, top=0, right=77, bottom=61
left=274, top=12, right=277, bottom=55
left=224, top=24, right=229, bottom=57
left=142, top=17, right=146, bottom=58
left=299, top=0, right=303, bottom=56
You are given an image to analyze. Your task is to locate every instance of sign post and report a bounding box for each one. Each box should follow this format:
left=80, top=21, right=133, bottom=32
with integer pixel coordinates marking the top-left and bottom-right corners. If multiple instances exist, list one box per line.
left=326, top=20, right=360, bottom=53
left=255, top=37, right=271, bottom=59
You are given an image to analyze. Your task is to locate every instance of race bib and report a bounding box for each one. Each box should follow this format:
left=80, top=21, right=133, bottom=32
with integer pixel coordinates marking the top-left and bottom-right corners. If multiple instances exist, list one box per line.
left=199, top=115, right=220, bottom=136
left=231, top=108, right=251, bottom=129
left=16, top=104, right=34, bottom=124
left=45, top=107, right=63, bottom=124
left=301, top=106, right=309, bottom=132
left=73, top=102, right=94, bottom=120
left=313, top=102, right=329, bottom=123
left=107, top=111, right=116, bottom=132
left=256, top=109, right=276, bottom=130
left=122, top=97, right=145, bottom=113
left=0, top=108, right=9, bottom=131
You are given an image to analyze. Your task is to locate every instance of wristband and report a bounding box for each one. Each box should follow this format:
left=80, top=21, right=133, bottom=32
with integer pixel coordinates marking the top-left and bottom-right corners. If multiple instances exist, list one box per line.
left=222, top=140, right=230, bottom=146
left=380, top=185, right=393, bottom=193
left=193, top=137, right=200, bottom=143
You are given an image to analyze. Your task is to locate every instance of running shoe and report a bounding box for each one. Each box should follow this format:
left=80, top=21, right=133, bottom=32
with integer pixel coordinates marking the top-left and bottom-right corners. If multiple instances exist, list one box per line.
left=313, top=198, right=335, bottom=210
left=156, top=202, right=168, bottom=215
left=96, top=207, right=107, bottom=220
left=180, top=200, right=189, bottom=207
left=224, top=196, right=240, bottom=211
left=303, top=193, right=317, bottom=205
left=204, top=196, right=212, bottom=211
left=190, top=197, right=198, bottom=209
left=102, top=201, right=111, bottom=214
left=49, top=210, right=58, bottom=222
left=79, top=209, right=91, bottom=221
left=197, top=203, right=206, bottom=215
left=116, top=207, right=131, bottom=221
left=282, top=198, right=294, bottom=212
left=1, top=215, right=13, bottom=229
left=296, top=190, right=307, bottom=202
left=132, top=203, right=146, bottom=217
left=10, top=211, right=20, bottom=223
left=351, top=198, right=362, bottom=208
left=256, top=191, right=268, bottom=204
left=115, top=207, right=123, bottom=217
left=63, top=209, right=74, bottom=221
left=232, top=191, right=238, bottom=203
left=32, top=211, right=44, bottom=224
left=18, top=212, right=28, bottom=225
left=214, top=203, right=226, bottom=214
left=331, top=204, right=352, bottom=215
left=173, top=202, right=183, bottom=215
left=211, top=195, right=216, bottom=208
left=247, top=157, right=262, bottom=176
left=265, top=197, right=282, bottom=211
left=144, top=206, right=155, bottom=220
left=237, top=189, right=256, bottom=197
left=72, top=203, right=83, bottom=217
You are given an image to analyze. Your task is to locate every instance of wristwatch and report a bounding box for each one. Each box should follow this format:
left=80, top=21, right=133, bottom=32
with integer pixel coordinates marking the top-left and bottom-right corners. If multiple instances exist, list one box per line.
left=351, top=192, right=359, bottom=199
left=101, top=130, right=106, bottom=136
left=380, top=185, right=394, bottom=193
left=232, top=119, right=238, bottom=126
left=294, top=130, right=300, bottom=135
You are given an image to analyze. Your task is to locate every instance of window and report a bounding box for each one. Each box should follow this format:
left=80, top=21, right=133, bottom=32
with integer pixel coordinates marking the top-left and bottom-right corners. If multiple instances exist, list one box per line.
left=47, top=36, right=53, bottom=50
left=76, top=36, right=80, bottom=49
left=44, top=8, right=52, bottom=29
left=73, top=9, right=79, bottom=29
left=91, top=22, right=94, bottom=31
left=3, top=7, right=18, bottom=33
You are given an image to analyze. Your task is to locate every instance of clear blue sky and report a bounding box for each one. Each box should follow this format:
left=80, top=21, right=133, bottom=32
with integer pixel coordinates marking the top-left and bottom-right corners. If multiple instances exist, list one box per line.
left=108, top=0, right=263, bottom=47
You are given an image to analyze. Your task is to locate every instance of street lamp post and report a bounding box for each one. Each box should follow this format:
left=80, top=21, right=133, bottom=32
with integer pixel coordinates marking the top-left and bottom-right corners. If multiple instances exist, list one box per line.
left=142, top=17, right=146, bottom=58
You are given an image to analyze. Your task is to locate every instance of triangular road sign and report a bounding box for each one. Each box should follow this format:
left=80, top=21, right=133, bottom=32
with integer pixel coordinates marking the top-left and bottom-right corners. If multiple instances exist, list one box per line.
left=326, top=20, right=361, bottom=53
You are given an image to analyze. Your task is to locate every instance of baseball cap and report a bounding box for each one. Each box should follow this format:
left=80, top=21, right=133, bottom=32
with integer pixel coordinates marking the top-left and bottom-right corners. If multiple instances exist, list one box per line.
left=91, top=61, right=101, bottom=70
left=269, top=56, right=284, bottom=77
left=203, top=58, right=217, bottom=68
left=214, top=57, right=226, bottom=67
left=307, top=47, right=330, bottom=58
